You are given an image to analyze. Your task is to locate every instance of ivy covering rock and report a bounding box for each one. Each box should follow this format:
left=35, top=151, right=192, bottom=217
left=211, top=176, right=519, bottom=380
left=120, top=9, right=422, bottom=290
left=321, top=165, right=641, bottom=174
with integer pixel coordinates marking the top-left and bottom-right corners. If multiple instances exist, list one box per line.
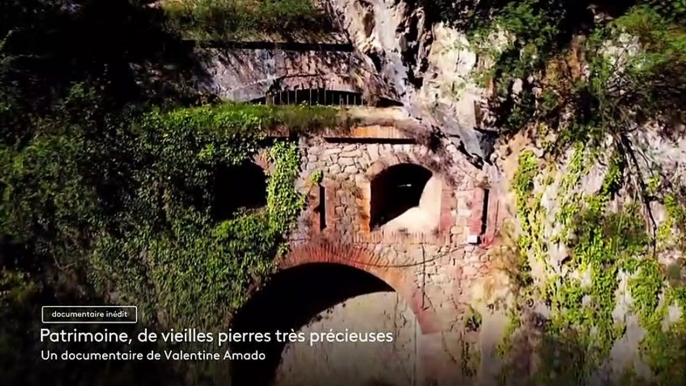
left=2, top=0, right=686, bottom=385
left=443, top=1, right=686, bottom=385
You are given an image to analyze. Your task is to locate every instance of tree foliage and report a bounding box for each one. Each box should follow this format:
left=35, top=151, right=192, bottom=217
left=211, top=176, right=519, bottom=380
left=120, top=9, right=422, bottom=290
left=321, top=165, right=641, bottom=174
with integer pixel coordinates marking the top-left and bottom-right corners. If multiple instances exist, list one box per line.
left=435, top=0, right=686, bottom=148
left=163, top=0, right=335, bottom=40
left=449, top=1, right=686, bottom=385
left=0, top=1, right=341, bottom=384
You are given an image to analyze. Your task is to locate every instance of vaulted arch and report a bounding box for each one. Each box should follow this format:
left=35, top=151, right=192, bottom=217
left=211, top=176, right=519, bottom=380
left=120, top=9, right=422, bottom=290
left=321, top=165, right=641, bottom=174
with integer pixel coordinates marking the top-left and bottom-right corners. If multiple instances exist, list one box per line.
left=279, top=242, right=440, bottom=334
left=369, top=163, right=438, bottom=231
left=229, top=242, right=440, bottom=386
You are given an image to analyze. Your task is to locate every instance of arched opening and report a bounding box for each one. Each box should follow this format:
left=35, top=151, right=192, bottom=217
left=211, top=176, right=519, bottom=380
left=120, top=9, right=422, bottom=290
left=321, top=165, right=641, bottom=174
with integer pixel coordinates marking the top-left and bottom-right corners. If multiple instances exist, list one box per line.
left=230, top=263, right=418, bottom=386
left=369, top=164, right=441, bottom=233
left=212, top=162, right=267, bottom=221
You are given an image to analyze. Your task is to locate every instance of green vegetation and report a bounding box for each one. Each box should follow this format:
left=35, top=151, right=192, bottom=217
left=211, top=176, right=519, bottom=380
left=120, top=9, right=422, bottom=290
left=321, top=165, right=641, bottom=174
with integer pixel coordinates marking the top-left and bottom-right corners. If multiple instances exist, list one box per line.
left=437, top=0, right=686, bottom=152
left=441, top=1, right=686, bottom=383
left=0, top=1, right=347, bottom=383
left=0, top=87, right=337, bottom=382
left=309, top=169, right=324, bottom=185
left=162, top=0, right=334, bottom=40
left=84, top=105, right=311, bottom=329
left=659, top=192, right=686, bottom=248
left=511, top=150, right=537, bottom=289
left=505, top=143, right=686, bottom=385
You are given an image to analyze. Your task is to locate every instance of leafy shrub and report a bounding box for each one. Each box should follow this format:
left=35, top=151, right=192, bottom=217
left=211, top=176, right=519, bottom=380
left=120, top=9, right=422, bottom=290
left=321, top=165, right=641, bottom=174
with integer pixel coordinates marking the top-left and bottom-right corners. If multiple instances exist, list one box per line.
left=163, top=0, right=334, bottom=40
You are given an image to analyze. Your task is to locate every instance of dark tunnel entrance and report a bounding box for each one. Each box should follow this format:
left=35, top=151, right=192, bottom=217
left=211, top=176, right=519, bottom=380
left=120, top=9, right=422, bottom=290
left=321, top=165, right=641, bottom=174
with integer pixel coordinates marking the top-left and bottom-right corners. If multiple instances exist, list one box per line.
left=369, top=164, right=433, bottom=230
left=230, top=263, right=394, bottom=386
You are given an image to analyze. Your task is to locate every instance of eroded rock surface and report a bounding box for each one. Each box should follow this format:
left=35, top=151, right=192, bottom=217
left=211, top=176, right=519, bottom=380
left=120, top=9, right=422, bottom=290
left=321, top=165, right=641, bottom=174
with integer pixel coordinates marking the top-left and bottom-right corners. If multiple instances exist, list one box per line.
left=189, top=0, right=495, bottom=164
left=325, top=0, right=494, bottom=161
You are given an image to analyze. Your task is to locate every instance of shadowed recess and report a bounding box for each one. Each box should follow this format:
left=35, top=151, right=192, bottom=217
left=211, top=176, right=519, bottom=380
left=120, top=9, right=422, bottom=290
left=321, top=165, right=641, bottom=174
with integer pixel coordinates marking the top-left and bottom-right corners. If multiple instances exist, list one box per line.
left=212, top=162, right=267, bottom=221
left=230, top=263, right=394, bottom=386
left=370, top=164, right=432, bottom=230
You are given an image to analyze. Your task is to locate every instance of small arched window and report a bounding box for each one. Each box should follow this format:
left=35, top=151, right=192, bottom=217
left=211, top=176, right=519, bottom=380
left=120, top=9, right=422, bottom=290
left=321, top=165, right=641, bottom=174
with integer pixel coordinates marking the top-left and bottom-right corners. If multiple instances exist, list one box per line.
left=369, top=164, right=441, bottom=233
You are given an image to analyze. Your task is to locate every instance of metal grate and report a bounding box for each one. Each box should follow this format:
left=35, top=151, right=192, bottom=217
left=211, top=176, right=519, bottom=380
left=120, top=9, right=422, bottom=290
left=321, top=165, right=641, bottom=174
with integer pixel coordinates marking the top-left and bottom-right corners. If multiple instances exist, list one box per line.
left=249, top=89, right=366, bottom=106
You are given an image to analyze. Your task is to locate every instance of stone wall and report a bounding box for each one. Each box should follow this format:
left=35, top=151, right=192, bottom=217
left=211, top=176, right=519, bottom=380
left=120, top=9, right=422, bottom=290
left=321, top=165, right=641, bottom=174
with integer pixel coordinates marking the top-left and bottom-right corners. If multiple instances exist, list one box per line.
left=295, top=133, right=484, bottom=243
left=258, top=125, right=508, bottom=386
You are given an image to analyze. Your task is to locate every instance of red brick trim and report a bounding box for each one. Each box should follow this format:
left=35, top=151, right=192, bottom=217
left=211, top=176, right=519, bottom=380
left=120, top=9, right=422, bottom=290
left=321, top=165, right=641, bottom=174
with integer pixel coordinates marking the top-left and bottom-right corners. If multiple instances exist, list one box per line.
left=482, top=191, right=502, bottom=247
left=322, top=179, right=338, bottom=235
left=281, top=241, right=442, bottom=334
left=469, top=188, right=486, bottom=239
left=321, top=126, right=414, bottom=140
left=364, top=153, right=414, bottom=180
left=265, top=126, right=417, bottom=140
left=352, top=231, right=449, bottom=244
left=438, top=185, right=454, bottom=233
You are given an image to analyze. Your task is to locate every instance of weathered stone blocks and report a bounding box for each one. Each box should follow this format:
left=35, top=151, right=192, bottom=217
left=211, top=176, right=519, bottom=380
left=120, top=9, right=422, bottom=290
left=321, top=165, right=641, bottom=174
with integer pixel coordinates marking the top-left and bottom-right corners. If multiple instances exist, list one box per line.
left=271, top=126, right=507, bottom=386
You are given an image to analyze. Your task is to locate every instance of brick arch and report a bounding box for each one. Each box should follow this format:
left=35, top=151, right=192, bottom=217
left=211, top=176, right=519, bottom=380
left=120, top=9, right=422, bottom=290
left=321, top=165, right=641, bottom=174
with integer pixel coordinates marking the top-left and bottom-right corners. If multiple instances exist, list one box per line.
left=280, top=242, right=441, bottom=335
left=365, top=152, right=427, bottom=180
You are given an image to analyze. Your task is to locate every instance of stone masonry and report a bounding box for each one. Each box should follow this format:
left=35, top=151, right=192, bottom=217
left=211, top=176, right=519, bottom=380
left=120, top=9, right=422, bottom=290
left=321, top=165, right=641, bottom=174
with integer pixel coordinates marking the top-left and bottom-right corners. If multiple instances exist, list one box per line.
left=250, top=122, right=505, bottom=386
left=190, top=32, right=506, bottom=386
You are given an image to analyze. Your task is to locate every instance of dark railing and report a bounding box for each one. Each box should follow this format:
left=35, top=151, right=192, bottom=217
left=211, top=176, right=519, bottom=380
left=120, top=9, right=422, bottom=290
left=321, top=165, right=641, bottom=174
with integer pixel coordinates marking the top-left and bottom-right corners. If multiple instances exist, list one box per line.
left=249, top=89, right=366, bottom=106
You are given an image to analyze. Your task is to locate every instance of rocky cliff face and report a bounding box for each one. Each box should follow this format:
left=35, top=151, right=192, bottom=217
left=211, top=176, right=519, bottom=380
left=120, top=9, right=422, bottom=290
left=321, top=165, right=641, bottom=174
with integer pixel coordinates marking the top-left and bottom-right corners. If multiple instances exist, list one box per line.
left=188, top=3, right=686, bottom=380
left=328, top=2, right=686, bottom=384
left=327, top=0, right=494, bottom=163
left=189, top=0, right=494, bottom=164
